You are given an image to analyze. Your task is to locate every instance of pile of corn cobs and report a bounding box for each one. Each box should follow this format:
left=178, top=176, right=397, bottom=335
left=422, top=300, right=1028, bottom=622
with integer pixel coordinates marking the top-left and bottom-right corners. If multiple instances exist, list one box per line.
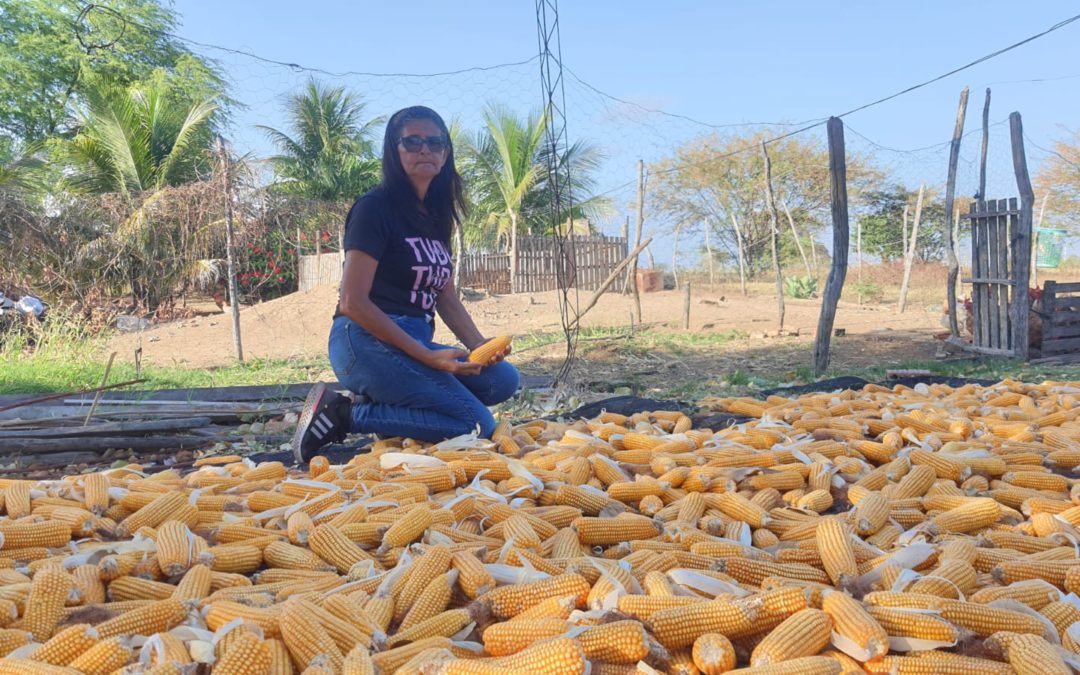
left=1, top=379, right=1080, bottom=674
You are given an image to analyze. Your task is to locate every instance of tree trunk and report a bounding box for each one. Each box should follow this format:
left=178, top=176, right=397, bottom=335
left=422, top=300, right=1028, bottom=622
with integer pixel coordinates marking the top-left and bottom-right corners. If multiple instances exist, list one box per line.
left=704, top=224, right=715, bottom=286
left=621, top=216, right=631, bottom=294
left=781, top=197, right=812, bottom=278
left=730, top=211, right=748, bottom=296
left=509, top=209, right=519, bottom=294
left=761, top=141, right=785, bottom=332
left=856, top=216, right=863, bottom=303
left=897, top=183, right=925, bottom=313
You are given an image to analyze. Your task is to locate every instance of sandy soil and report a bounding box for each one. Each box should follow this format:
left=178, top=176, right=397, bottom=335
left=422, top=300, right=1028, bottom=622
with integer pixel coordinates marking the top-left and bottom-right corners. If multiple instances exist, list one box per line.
left=107, top=282, right=947, bottom=383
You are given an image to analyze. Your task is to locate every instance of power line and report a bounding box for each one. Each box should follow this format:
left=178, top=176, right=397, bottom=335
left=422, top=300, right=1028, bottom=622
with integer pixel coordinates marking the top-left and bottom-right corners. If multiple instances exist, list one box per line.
left=596, top=11, right=1080, bottom=186
left=565, top=67, right=825, bottom=130
left=1025, top=133, right=1080, bottom=171
left=833, top=13, right=1080, bottom=119
left=72, top=2, right=539, bottom=78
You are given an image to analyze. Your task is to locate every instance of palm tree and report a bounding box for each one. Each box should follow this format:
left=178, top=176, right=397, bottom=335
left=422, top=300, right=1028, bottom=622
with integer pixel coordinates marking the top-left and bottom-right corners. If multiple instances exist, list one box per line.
left=258, top=79, right=382, bottom=202
left=64, top=79, right=217, bottom=310
left=465, top=105, right=548, bottom=292
left=67, top=82, right=216, bottom=197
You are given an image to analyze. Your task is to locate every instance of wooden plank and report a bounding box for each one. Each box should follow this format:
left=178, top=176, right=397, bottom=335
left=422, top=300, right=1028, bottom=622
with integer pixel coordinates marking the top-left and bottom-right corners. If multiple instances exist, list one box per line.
left=961, top=209, right=1021, bottom=218
left=1042, top=322, right=1080, bottom=340
left=973, top=201, right=988, bottom=347
left=960, top=277, right=1016, bottom=285
left=0, top=417, right=214, bottom=439
left=0, top=435, right=214, bottom=454
left=1044, top=281, right=1080, bottom=294
left=1042, top=336, right=1080, bottom=355
left=996, top=199, right=1011, bottom=350
left=986, top=200, right=1001, bottom=349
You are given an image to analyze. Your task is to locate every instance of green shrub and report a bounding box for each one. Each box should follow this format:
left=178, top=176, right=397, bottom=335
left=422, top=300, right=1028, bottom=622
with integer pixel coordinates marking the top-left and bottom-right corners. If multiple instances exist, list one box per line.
left=854, top=281, right=884, bottom=302
left=784, top=275, right=818, bottom=299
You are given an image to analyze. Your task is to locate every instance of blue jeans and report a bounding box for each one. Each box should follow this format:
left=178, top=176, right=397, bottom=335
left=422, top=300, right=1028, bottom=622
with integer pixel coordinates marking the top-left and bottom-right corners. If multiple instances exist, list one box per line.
left=328, top=314, right=519, bottom=442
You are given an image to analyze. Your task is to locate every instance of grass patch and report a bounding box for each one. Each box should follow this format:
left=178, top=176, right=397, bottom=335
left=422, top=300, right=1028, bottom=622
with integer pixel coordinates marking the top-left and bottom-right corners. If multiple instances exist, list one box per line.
left=0, top=315, right=329, bottom=395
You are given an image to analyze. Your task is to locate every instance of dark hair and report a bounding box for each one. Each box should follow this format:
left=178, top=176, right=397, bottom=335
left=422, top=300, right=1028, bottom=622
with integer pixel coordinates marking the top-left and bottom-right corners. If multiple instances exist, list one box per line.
left=381, top=106, right=466, bottom=243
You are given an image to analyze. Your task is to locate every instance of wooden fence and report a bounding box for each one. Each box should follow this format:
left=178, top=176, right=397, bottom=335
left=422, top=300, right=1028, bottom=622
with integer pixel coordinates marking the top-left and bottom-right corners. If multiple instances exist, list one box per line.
left=299, top=235, right=628, bottom=294
left=459, top=235, right=628, bottom=294
left=298, top=250, right=343, bottom=292
left=1040, top=280, right=1080, bottom=357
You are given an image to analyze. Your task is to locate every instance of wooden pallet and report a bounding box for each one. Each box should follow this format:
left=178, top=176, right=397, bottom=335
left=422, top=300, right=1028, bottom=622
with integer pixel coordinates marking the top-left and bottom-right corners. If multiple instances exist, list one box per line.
left=1041, top=280, right=1080, bottom=357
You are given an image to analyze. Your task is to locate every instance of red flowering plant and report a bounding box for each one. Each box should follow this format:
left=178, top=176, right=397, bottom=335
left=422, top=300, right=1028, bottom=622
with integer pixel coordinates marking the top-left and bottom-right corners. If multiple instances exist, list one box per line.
left=237, top=232, right=297, bottom=301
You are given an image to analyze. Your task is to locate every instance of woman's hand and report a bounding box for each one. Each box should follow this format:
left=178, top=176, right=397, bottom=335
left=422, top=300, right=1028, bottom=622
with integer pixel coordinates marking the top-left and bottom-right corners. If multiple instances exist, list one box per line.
left=424, top=348, right=483, bottom=376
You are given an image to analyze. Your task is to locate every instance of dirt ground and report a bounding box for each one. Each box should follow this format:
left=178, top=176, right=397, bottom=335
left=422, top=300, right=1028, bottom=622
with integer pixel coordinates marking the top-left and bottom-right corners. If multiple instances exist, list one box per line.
left=107, top=281, right=949, bottom=390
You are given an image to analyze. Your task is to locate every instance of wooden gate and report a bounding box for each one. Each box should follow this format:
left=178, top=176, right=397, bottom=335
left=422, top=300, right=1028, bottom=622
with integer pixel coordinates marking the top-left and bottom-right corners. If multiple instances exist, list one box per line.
left=962, top=197, right=1032, bottom=357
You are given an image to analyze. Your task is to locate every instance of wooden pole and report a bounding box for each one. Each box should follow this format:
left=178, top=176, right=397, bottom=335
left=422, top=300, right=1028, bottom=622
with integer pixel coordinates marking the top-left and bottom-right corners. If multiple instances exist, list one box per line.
left=1010, top=111, right=1033, bottom=362
left=944, top=87, right=970, bottom=337
left=979, top=88, right=991, bottom=199
left=621, top=215, right=631, bottom=294
left=631, top=159, right=644, bottom=324
left=856, top=216, right=863, bottom=302
left=781, top=197, right=812, bottom=278
left=898, top=183, right=925, bottom=313
left=761, top=141, right=785, bottom=332
left=509, top=210, right=518, bottom=294
left=683, top=282, right=691, bottom=330
left=295, top=227, right=303, bottom=291
left=216, top=136, right=243, bottom=362
left=814, top=117, right=849, bottom=377
left=730, top=211, right=748, bottom=296
left=83, top=352, right=117, bottom=425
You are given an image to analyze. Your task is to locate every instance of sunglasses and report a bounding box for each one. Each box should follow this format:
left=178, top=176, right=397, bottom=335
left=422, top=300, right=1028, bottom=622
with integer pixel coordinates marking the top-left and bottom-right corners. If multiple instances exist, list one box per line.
left=398, top=135, right=448, bottom=153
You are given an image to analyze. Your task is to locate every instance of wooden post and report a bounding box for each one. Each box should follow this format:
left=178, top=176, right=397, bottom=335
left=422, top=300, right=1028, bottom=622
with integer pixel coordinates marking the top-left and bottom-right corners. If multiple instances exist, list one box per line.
left=1010, top=111, right=1033, bottom=361
left=898, top=184, right=926, bottom=313
left=683, top=282, right=691, bottom=330
left=979, top=88, right=991, bottom=199
left=730, top=211, right=748, bottom=296
left=295, top=227, right=303, bottom=291
left=781, top=197, right=812, bottom=278
left=814, top=117, right=849, bottom=377
left=621, top=215, right=631, bottom=294
left=338, top=227, right=345, bottom=267
left=762, top=141, right=785, bottom=332
left=216, top=136, right=243, bottom=362
left=944, top=87, right=970, bottom=337
left=631, top=159, right=644, bottom=324
left=509, top=211, right=518, bottom=294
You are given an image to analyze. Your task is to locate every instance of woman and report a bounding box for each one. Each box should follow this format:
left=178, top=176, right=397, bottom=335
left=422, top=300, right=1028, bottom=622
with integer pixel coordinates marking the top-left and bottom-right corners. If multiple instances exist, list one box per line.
left=293, top=106, right=518, bottom=462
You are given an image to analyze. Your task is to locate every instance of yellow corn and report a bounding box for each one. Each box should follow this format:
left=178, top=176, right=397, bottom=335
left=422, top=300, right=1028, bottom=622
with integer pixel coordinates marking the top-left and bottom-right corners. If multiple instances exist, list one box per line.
left=24, top=565, right=72, bottom=641
left=68, top=636, right=132, bottom=675
left=750, top=608, right=833, bottom=666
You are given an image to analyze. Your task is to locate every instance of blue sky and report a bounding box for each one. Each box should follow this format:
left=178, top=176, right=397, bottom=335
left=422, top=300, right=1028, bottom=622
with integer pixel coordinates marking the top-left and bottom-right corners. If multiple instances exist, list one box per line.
left=173, top=1, right=1080, bottom=259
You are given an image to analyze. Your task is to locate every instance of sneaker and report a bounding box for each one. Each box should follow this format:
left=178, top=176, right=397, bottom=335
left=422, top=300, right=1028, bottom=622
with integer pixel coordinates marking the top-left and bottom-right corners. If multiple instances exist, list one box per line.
left=292, top=383, right=351, bottom=463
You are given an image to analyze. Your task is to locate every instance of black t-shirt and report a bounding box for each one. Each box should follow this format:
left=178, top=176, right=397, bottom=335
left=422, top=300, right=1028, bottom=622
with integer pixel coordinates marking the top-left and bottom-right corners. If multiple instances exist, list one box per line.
left=339, top=186, right=453, bottom=319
